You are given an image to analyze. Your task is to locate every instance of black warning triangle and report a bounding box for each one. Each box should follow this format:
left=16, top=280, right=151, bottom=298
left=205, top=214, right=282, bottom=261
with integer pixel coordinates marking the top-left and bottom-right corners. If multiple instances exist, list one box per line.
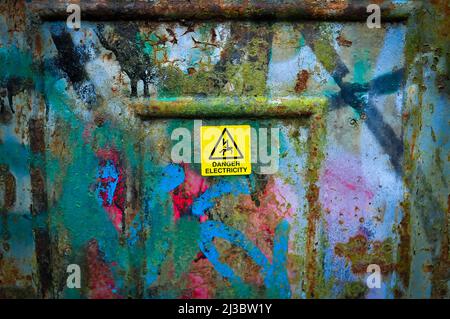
left=209, top=128, right=244, bottom=160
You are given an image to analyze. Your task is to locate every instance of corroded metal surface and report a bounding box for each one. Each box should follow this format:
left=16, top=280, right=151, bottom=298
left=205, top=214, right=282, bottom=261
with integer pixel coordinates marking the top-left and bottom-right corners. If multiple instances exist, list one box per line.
left=0, top=0, right=448, bottom=299
left=134, top=97, right=326, bottom=118
left=30, top=0, right=417, bottom=21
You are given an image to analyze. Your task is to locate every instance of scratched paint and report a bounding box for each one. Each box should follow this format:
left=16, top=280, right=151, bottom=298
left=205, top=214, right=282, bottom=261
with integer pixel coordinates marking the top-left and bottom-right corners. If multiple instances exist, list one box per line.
left=0, top=1, right=448, bottom=299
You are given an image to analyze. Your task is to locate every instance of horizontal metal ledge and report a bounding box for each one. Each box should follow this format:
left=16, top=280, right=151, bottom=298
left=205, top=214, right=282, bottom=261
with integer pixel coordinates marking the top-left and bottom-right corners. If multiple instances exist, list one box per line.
left=30, top=0, right=418, bottom=22
left=132, top=96, right=327, bottom=119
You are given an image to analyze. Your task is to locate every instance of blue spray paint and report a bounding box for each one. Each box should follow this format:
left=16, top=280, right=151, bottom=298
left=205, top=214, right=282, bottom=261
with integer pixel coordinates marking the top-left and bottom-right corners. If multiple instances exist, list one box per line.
left=192, top=178, right=250, bottom=217
left=144, top=163, right=185, bottom=287
left=96, top=160, right=120, bottom=206
left=199, top=219, right=291, bottom=298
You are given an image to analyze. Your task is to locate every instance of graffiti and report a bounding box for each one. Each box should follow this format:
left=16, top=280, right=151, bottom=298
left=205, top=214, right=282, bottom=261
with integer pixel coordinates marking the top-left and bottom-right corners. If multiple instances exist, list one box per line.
left=171, top=163, right=209, bottom=221
left=95, top=149, right=126, bottom=232
left=50, top=26, right=97, bottom=106
left=95, top=22, right=158, bottom=97
left=300, top=24, right=405, bottom=174
left=0, top=0, right=448, bottom=300
left=200, top=219, right=291, bottom=298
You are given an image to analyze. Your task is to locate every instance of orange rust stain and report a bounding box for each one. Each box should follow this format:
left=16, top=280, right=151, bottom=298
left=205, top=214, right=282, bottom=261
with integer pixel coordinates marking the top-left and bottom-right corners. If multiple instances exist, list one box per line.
left=236, top=176, right=294, bottom=259
left=0, top=256, right=32, bottom=287
left=102, top=52, right=114, bottom=62
left=218, top=243, right=264, bottom=288
left=187, top=67, right=197, bottom=76
left=304, top=113, right=326, bottom=298
left=306, top=0, right=349, bottom=16
left=431, top=194, right=449, bottom=297
left=334, top=234, right=396, bottom=275
left=182, top=257, right=217, bottom=299
left=305, top=183, right=320, bottom=297
left=336, top=34, right=352, bottom=47
left=409, top=131, right=417, bottom=161
left=295, top=70, right=310, bottom=93
left=397, top=199, right=411, bottom=290
left=0, top=165, right=16, bottom=210
left=423, top=264, right=434, bottom=273
left=34, top=33, right=42, bottom=56
left=86, top=239, right=120, bottom=299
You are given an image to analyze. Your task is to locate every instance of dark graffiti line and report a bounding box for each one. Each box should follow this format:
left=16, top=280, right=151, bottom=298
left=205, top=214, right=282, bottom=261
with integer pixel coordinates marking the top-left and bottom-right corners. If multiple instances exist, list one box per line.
left=300, top=25, right=404, bottom=174
left=50, top=25, right=97, bottom=107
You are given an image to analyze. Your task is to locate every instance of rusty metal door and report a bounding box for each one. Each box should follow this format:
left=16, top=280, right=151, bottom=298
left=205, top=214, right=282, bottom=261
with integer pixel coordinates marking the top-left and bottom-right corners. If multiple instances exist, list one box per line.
left=0, top=1, right=448, bottom=299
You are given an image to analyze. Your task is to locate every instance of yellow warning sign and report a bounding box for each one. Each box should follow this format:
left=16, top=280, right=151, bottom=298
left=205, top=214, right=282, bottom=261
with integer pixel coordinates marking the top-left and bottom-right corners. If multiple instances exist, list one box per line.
left=201, top=125, right=251, bottom=176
